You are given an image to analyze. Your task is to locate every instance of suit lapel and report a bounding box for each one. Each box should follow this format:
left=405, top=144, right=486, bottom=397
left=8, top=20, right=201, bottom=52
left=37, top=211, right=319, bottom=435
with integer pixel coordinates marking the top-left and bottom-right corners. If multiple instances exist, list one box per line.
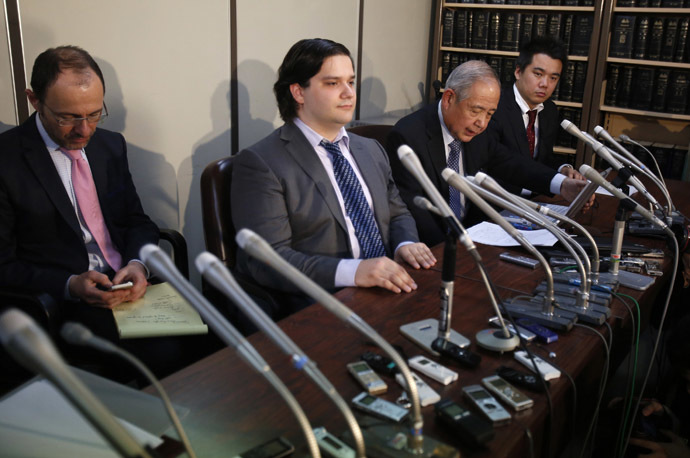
left=424, top=106, right=450, bottom=199
left=281, top=124, right=348, bottom=233
left=20, top=117, right=82, bottom=237
left=506, top=90, right=530, bottom=158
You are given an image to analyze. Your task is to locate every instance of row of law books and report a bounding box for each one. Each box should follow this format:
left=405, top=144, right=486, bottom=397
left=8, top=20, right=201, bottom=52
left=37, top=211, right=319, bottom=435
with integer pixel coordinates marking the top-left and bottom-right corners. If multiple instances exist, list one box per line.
left=623, top=141, right=690, bottom=181
left=610, top=15, right=689, bottom=62
left=616, top=0, right=690, bottom=7
left=441, top=52, right=588, bottom=104
left=605, top=65, right=690, bottom=114
left=442, top=10, right=592, bottom=55
left=445, top=0, right=593, bottom=5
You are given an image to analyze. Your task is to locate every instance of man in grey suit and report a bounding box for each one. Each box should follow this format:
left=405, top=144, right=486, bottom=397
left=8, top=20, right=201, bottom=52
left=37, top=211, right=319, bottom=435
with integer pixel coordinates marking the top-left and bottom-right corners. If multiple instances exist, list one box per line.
left=232, top=38, right=436, bottom=317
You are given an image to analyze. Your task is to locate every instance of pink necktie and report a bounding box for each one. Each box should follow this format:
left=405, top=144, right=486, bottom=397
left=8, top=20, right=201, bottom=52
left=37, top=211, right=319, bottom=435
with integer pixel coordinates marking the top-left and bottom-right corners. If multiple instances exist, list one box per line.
left=61, top=148, right=122, bottom=271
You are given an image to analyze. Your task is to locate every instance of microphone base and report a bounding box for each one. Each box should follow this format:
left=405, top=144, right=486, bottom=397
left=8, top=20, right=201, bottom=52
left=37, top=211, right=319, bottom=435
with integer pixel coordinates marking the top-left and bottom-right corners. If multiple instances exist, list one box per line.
left=503, top=299, right=577, bottom=331
left=343, top=424, right=460, bottom=458
left=593, top=272, right=620, bottom=289
left=534, top=285, right=611, bottom=307
left=399, top=318, right=470, bottom=357
left=551, top=301, right=611, bottom=326
left=475, top=328, right=520, bottom=352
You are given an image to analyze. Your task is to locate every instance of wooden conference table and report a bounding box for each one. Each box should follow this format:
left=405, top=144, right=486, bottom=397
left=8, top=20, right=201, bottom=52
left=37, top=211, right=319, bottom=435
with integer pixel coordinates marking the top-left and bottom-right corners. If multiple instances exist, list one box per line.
left=152, top=180, right=687, bottom=458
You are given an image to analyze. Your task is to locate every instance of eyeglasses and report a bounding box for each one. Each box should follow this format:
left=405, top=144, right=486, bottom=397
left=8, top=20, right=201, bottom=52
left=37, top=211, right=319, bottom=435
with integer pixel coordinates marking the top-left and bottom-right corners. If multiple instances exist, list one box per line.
left=42, top=102, right=109, bottom=126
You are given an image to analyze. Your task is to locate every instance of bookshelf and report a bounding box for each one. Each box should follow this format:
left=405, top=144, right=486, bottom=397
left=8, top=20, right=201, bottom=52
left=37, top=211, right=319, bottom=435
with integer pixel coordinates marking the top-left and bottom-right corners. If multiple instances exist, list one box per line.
left=429, top=0, right=607, bottom=165
left=429, top=0, right=690, bottom=171
left=588, top=2, right=690, bottom=179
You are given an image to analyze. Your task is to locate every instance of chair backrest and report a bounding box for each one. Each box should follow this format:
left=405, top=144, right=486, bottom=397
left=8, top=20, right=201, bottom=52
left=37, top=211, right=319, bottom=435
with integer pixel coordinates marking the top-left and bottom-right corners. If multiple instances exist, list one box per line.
left=346, top=124, right=393, bottom=146
left=200, top=156, right=237, bottom=268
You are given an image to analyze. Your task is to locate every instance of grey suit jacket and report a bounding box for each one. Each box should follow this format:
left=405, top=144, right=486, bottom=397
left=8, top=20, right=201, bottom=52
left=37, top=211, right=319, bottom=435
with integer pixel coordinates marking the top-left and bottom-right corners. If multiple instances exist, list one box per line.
left=231, top=121, right=419, bottom=294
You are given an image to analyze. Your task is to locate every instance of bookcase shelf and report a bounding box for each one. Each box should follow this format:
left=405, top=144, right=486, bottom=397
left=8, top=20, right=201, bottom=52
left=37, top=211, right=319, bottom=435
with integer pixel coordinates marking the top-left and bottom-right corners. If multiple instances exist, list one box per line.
left=554, top=146, right=577, bottom=154
left=600, top=105, right=690, bottom=121
left=606, top=57, right=690, bottom=69
left=443, top=2, right=595, bottom=11
left=555, top=100, right=584, bottom=108
left=614, top=7, right=690, bottom=13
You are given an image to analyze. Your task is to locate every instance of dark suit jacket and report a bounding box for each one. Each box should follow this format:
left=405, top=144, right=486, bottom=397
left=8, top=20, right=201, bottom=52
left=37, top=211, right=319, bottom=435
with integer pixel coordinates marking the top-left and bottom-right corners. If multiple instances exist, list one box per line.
left=0, top=114, right=159, bottom=302
left=489, top=86, right=562, bottom=194
left=386, top=103, right=556, bottom=246
left=231, top=121, right=419, bottom=294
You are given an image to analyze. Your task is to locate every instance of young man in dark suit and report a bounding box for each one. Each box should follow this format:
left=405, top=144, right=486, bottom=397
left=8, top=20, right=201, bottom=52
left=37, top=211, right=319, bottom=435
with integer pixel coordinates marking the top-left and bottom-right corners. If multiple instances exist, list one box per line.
left=386, top=60, right=590, bottom=246
left=489, top=36, right=583, bottom=195
left=231, top=38, right=436, bottom=317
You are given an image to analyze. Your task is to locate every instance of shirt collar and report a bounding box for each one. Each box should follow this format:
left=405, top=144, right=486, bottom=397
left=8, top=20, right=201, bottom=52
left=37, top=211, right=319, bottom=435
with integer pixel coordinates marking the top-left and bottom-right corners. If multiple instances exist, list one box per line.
left=513, top=84, right=544, bottom=115
left=35, top=114, right=63, bottom=152
left=437, top=100, right=456, bottom=147
left=293, top=117, right=350, bottom=150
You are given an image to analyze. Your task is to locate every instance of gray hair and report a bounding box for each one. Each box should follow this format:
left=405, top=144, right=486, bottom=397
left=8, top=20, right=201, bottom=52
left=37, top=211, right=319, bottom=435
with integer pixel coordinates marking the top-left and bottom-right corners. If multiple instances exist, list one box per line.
left=444, top=60, right=499, bottom=102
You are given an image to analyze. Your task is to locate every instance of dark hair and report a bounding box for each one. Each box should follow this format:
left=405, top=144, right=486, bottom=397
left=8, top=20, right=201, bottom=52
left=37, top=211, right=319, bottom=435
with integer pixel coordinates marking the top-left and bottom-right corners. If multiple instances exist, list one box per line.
left=274, top=38, right=352, bottom=122
left=516, top=36, right=568, bottom=74
left=30, top=45, right=105, bottom=103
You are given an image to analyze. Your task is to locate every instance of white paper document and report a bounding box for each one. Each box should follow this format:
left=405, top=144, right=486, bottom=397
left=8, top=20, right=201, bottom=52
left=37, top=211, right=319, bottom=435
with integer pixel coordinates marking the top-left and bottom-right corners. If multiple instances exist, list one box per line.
left=467, top=221, right=559, bottom=247
left=0, top=379, right=162, bottom=457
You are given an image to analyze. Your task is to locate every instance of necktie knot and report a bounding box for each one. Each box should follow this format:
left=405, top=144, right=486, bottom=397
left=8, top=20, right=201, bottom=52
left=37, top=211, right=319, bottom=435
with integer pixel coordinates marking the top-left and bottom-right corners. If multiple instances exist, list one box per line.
left=60, top=147, right=83, bottom=161
left=527, top=109, right=537, bottom=126
left=320, top=139, right=343, bottom=157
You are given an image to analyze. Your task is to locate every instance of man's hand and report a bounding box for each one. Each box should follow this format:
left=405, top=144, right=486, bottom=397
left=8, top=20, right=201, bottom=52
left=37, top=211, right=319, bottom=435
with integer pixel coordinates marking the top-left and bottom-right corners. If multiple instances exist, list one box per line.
left=559, top=177, right=596, bottom=210
left=560, top=165, right=584, bottom=180
left=69, top=262, right=148, bottom=308
left=628, top=430, right=690, bottom=458
left=394, top=243, right=437, bottom=270
left=355, top=257, right=418, bottom=293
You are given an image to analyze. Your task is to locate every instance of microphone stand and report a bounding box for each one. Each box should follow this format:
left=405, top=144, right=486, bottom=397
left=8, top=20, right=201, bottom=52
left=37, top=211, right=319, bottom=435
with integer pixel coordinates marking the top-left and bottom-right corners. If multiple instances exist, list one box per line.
left=235, top=229, right=460, bottom=458
left=443, top=170, right=577, bottom=331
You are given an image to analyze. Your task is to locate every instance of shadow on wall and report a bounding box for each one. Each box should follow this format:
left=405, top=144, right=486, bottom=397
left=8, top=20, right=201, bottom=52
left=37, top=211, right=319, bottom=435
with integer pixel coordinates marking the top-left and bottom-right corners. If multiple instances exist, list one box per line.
left=96, top=59, right=179, bottom=231
left=0, top=122, right=15, bottom=134
left=180, top=59, right=274, bottom=285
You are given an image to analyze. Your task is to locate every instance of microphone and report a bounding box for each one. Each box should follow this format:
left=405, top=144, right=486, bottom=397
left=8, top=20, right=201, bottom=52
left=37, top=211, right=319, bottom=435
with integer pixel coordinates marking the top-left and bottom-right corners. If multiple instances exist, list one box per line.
left=195, top=252, right=365, bottom=458
left=413, top=195, right=443, bottom=217
left=578, top=165, right=673, bottom=238
left=443, top=170, right=577, bottom=331
left=139, top=245, right=322, bottom=458
left=593, top=126, right=645, bottom=170
left=0, top=309, right=152, bottom=458
left=471, top=172, right=611, bottom=325
left=235, top=229, right=459, bottom=457
left=61, top=322, right=197, bottom=458
left=561, top=120, right=660, bottom=210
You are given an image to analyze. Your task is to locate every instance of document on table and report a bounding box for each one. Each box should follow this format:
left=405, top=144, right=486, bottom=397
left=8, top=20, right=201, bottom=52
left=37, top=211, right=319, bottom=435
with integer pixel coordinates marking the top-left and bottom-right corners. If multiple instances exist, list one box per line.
left=467, top=221, right=559, bottom=247
left=112, top=282, right=208, bottom=339
left=0, top=379, right=162, bottom=457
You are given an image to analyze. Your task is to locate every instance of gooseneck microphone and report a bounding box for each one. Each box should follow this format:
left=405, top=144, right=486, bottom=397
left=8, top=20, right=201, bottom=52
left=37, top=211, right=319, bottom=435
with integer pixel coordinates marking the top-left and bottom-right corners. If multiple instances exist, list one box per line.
left=0, top=309, right=153, bottom=458
left=195, top=252, right=366, bottom=458
left=235, top=229, right=460, bottom=458
left=442, top=170, right=577, bottom=331
left=61, top=322, right=196, bottom=458
left=578, top=165, right=672, bottom=237
left=139, top=244, right=322, bottom=458
left=561, top=120, right=661, bottom=212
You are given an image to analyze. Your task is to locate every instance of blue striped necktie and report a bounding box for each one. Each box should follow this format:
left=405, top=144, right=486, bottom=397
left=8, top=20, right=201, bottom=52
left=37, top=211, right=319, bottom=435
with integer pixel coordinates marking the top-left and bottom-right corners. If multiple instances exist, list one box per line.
left=320, top=139, right=386, bottom=259
left=447, top=139, right=465, bottom=220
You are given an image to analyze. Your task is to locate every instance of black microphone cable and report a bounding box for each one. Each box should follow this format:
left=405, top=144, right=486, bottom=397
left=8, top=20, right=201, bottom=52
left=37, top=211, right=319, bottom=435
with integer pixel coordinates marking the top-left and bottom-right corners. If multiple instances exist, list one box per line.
left=61, top=322, right=196, bottom=458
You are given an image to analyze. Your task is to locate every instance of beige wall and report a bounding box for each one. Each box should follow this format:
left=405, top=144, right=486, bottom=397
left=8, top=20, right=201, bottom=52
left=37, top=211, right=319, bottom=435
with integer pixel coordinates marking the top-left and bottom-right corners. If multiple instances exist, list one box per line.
left=4, top=0, right=432, bottom=283
left=0, top=1, right=16, bottom=131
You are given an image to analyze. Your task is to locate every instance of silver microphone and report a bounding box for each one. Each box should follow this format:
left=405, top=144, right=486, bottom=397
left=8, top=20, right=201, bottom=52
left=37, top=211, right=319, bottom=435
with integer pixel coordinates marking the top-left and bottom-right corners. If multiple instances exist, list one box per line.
left=413, top=195, right=443, bottom=217
left=195, top=251, right=365, bottom=458
left=139, top=244, right=322, bottom=458
left=578, top=165, right=673, bottom=237
left=0, top=309, right=151, bottom=458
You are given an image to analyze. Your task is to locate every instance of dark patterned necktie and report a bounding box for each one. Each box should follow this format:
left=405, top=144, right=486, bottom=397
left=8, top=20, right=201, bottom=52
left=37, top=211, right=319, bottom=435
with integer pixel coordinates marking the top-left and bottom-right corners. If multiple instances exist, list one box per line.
left=526, top=109, right=537, bottom=159
left=320, top=139, right=386, bottom=259
left=447, top=139, right=465, bottom=220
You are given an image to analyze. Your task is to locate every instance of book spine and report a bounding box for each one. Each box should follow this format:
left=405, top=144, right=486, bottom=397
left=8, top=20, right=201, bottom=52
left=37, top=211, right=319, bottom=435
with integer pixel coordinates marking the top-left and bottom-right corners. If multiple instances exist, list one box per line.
left=562, top=14, right=574, bottom=54
left=572, top=61, right=587, bottom=103
left=674, top=18, right=689, bottom=62
left=605, top=64, right=621, bottom=106
left=500, top=12, right=521, bottom=51
left=520, top=14, right=534, bottom=48
left=489, top=12, right=501, bottom=50
left=633, top=16, right=649, bottom=60
left=609, top=15, right=636, bottom=59
left=650, top=68, right=670, bottom=112
left=471, top=11, right=490, bottom=49
left=442, top=52, right=452, bottom=84
left=631, top=67, right=655, bottom=110
left=571, top=15, right=593, bottom=56
left=616, top=65, right=634, bottom=108
left=533, top=14, right=548, bottom=38
left=647, top=17, right=665, bottom=60
left=442, top=9, right=455, bottom=47
left=661, top=18, right=679, bottom=62
left=501, top=57, right=516, bottom=87
left=667, top=70, right=689, bottom=114
left=453, top=10, right=468, bottom=48
left=559, top=61, right=576, bottom=102
left=547, top=14, right=563, bottom=40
